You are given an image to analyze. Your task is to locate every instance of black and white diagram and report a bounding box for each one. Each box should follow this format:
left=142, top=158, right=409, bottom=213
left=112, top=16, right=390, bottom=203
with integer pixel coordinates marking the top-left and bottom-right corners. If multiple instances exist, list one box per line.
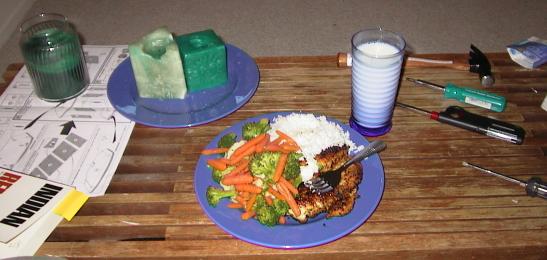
left=0, top=46, right=135, bottom=196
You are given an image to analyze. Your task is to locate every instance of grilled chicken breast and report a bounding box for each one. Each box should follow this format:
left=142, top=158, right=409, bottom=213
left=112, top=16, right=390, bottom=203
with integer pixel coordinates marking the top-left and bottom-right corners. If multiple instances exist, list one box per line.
left=290, top=145, right=362, bottom=223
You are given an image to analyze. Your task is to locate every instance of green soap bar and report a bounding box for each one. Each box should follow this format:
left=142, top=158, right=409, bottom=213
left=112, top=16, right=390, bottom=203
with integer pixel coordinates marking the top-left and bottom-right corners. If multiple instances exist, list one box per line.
left=176, top=29, right=228, bottom=92
left=129, top=27, right=187, bottom=99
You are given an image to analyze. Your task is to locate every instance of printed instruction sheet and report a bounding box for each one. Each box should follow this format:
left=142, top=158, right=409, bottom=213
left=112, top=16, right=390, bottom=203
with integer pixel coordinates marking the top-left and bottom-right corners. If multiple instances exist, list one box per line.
left=0, top=45, right=135, bottom=196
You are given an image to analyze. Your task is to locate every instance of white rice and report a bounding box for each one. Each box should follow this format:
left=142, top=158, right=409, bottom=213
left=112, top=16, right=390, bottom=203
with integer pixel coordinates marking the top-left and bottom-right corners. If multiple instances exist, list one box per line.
left=268, top=113, right=362, bottom=181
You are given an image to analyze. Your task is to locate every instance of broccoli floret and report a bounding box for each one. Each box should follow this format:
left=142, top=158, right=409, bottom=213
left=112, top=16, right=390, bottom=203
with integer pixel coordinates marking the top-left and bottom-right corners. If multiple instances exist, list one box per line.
left=249, top=152, right=280, bottom=182
left=290, top=175, right=302, bottom=188
left=283, top=152, right=302, bottom=181
left=206, top=186, right=237, bottom=207
left=254, top=195, right=289, bottom=226
left=250, top=151, right=302, bottom=184
left=212, top=165, right=235, bottom=184
left=272, top=198, right=289, bottom=215
left=254, top=196, right=276, bottom=226
left=242, top=118, right=270, bottom=141
left=217, top=133, right=237, bottom=149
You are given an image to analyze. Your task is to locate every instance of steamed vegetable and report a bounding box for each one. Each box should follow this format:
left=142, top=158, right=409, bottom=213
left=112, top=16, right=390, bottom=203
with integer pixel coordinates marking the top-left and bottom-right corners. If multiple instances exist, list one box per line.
left=217, top=133, right=237, bottom=155
left=283, top=152, right=302, bottom=180
left=221, top=174, right=254, bottom=185
left=249, top=152, right=279, bottom=182
left=206, top=186, right=237, bottom=207
left=249, top=151, right=302, bottom=183
left=273, top=153, right=288, bottom=182
left=203, top=118, right=305, bottom=226
left=212, top=166, right=235, bottom=184
left=242, top=118, right=270, bottom=141
left=201, top=147, right=229, bottom=155
left=254, top=195, right=289, bottom=226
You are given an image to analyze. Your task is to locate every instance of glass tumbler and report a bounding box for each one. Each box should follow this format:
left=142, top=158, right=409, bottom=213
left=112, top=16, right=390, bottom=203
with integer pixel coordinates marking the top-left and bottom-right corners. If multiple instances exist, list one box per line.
left=19, top=13, right=89, bottom=102
left=349, top=28, right=405, bottom=137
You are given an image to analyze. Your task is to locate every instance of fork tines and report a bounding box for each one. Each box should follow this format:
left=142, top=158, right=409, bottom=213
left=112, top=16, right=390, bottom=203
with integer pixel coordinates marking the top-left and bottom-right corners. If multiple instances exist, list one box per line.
left=304, top=177, right=334, bottom=194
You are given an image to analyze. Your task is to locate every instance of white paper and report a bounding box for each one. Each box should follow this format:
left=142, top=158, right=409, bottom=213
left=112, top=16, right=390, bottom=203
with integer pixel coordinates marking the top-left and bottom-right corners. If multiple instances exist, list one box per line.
left=0, top=45, right=135, bottom=196
left=0, top=169, right=72, bottom=257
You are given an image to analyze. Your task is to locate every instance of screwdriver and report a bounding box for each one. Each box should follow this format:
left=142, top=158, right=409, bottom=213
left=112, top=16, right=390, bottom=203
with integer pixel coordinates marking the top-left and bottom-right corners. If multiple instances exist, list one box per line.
left=406, top=78, right=506, bottom=112
left=396, top=102, right=525, bottom=144
left=462, top=162, right=547, bottom=199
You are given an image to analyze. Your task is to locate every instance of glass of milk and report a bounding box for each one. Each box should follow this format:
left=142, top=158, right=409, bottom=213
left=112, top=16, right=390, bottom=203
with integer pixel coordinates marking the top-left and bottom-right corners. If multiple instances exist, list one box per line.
left=349, top=28, right=405, bottom=136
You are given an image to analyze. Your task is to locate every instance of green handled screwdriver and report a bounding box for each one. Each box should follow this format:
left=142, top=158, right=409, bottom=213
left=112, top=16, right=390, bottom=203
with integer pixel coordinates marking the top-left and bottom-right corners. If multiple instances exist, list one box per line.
left=462, top=162, right=547, bottom=199
left=407, top=78, right=506, bottom=112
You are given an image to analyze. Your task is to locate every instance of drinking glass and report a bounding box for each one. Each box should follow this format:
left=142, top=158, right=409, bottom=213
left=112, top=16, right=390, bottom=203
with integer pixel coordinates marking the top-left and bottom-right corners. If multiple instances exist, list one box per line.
left=349, top=28, right=405, bottom=136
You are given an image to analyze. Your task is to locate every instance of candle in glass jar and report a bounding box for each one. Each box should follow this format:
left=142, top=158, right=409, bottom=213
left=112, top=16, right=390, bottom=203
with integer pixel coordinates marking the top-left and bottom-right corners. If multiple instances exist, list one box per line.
left=20, top=13, right=89, bottom=102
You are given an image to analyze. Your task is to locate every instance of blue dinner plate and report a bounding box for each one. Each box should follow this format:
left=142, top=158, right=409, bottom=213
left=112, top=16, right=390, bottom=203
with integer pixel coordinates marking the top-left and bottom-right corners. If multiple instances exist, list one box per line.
left=107, top=44, right=259, bottom=128
left=194, top=112, right=385, bottom=249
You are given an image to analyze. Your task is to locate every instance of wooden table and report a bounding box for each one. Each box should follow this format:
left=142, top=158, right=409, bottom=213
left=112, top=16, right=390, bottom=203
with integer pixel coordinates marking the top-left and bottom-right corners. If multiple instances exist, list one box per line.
left=2, top=53, right=546, bottom=258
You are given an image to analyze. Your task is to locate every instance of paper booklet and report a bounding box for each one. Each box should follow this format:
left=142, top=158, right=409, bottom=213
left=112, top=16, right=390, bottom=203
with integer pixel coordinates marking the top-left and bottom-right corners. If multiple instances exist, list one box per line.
left=0, top=45, right=135, bottom=197
left=0, top=168, right=88, bottom=257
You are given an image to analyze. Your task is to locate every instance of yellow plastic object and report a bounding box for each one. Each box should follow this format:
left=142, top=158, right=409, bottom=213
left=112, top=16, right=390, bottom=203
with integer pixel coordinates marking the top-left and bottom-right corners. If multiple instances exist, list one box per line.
left=53, top=189, right=88, bottom=221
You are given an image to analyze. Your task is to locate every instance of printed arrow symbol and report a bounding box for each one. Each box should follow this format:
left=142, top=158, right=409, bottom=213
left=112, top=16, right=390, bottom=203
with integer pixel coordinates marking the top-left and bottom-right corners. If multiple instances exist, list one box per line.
left=60, top=120, right=76, bottom=135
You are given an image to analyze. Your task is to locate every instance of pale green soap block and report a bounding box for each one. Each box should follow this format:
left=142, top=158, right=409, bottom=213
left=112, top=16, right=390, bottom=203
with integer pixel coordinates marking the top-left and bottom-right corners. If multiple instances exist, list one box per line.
left=128, top=27, right=187, bottom=99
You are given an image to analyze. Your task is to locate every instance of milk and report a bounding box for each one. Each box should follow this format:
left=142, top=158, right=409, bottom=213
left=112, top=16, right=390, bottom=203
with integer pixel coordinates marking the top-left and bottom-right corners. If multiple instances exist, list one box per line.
left=351, top=39, right=404, bottom=135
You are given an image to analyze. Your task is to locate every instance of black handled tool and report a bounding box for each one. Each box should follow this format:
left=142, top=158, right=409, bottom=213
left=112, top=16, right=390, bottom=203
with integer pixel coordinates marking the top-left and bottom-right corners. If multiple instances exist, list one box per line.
left=469, top=44, right=495, bottom=87
left=462, top=162, right=547, bottom=199
left=396, top=102, right=525, bottom=144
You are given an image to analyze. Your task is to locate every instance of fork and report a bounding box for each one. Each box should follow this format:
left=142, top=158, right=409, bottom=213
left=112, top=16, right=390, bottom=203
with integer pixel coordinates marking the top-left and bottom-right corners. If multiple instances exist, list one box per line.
left=303, top=140, right=386, bottom=194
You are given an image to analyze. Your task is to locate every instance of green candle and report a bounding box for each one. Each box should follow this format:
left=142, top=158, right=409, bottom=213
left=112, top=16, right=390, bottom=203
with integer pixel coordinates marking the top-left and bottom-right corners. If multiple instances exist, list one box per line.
left=20, top=13, right=89, bottom=102
left=176, top=29, right=227, bottom=92
left=128, top=27, right=187, bottom=99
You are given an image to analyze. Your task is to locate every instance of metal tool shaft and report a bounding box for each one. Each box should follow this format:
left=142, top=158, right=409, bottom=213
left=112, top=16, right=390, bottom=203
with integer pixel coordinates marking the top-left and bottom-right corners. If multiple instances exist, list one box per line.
left=462, top=161, right=525, bottom=187
left=395, top=102, right=431, bottom=116
left=406, top=78, right=445, bottom=91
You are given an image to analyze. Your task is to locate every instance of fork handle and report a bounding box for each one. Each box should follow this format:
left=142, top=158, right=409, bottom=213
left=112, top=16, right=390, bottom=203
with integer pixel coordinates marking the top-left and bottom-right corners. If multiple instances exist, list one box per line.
left=343, top=140, right=386, bottom=168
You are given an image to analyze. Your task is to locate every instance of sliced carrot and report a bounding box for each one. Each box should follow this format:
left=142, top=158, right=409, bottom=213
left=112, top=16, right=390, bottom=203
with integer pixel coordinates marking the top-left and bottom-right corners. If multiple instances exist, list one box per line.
left=263, top=143, right=284, bottom=152
left=232, top=134, right=267, bottom=157
left=218, top=158, right=231, bottom=164
left=241, top=210, right=255, bottom=220
left=207, top=159, right=227, bottom=171
left=235, top=184, right=262, bottom=194
left=263, top=143, right=295, bottom=153
left=278, top=176, right=298, bottom=195
left=280, top=143, right=299, bottom=152
left=267, top=187, right=285, bottom=201
left=227, top=202, right=243, bottom=209
left=270, top=136, right=283, bottom=145
left=255, top=136, right=269, bottom=153
left=226, top=159, right=249, bottom=177
left=273, top=153, right=289, bottom=182
left=275, top=130, right=299, bottom=148
left=201, top=147, right=229, bottom=155
left=221, top=174, right=254, bottom=186
left=277, top=183, right=301, bottom=217
left=228, top=145, right=256, bottom=165
left=264, top=196, right=273, bottom=206
left=245, top=193, right=258, bottom=212
left=235, top=195, right=246, bottom=205
left=239, top=191, right=250, bottom=200
left=278, top=215, right=286, bottom=224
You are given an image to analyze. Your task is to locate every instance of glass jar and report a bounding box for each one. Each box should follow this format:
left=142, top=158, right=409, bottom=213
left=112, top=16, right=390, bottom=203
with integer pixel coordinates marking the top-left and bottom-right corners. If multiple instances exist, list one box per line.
left=19, top=13, right=89, bottom=102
